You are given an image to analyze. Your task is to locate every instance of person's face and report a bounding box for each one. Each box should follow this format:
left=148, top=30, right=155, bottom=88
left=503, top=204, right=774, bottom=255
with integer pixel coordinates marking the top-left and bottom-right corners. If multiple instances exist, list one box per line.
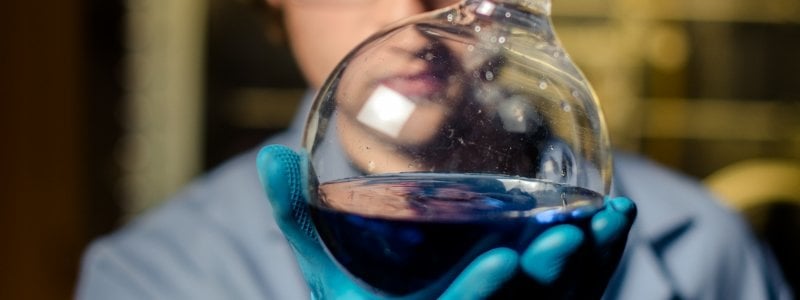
left=266, top=0, right=459, bottom=88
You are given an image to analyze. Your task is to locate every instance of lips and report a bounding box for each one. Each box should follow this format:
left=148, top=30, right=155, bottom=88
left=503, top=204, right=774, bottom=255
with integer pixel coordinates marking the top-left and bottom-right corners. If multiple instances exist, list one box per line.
left=379, top=71, right=447, bottom=99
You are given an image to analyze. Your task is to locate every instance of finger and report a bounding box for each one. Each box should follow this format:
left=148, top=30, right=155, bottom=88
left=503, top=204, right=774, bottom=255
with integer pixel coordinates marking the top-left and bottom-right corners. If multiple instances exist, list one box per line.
left=256, top=145, right=319, bottom=250
left=591, top=211, right=626, bottom=247
left=591, top=197, right=636, bottom=247
left=258, top=146, right=375, bottom=299
left=608, top=196, right=637, bottom=219
left=520, top=224, right=584, bottom=285
left=439, top=248, right=519, bottom=300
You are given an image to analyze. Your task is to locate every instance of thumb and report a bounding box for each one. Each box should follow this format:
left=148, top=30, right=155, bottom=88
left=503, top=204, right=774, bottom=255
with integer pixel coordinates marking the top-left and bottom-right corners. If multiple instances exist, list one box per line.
left=256, top=145, right=319, bottom=251
left=258, top=146, right=372, bottom=300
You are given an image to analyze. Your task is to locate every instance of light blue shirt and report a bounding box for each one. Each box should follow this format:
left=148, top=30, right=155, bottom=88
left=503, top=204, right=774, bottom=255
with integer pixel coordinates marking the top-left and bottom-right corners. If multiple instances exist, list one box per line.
left=77, top=92, right=792, bottom=299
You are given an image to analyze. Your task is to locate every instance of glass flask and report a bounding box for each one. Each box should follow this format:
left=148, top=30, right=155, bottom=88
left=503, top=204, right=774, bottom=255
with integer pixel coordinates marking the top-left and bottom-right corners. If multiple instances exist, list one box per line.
left=302, top=0, right=612, bottom=297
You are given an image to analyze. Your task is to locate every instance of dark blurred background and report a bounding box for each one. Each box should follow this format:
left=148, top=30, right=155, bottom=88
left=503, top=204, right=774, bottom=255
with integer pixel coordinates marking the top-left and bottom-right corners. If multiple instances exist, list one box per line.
left=0, top=0, right=798, bottom=298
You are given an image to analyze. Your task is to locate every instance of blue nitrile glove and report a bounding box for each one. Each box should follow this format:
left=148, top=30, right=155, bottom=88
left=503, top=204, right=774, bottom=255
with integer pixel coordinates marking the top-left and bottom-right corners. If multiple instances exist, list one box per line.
left=257, top=145, right=636, bottom=299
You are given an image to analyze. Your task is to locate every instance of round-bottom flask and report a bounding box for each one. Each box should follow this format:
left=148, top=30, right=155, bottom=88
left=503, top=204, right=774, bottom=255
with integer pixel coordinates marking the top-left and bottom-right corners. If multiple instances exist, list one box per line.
left=303, top=0, right=612, bottom=297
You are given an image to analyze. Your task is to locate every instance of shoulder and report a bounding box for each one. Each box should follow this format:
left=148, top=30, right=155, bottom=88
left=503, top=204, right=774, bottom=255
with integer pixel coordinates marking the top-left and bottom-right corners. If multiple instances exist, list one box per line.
left=611, top=152, right=790, bottom=299
left=613, top=151, right=740, bottom=231
left=76, top=147, right=307, bottom=299
left=613, top=151, right=752, bottom=255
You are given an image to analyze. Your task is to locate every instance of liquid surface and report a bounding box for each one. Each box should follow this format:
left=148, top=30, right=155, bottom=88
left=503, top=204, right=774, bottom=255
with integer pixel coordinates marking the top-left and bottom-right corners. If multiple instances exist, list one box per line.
left=310, top=173, right=603, bottom=296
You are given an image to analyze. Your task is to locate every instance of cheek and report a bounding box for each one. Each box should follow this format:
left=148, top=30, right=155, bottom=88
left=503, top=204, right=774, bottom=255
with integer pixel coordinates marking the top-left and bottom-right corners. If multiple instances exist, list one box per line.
left=284, top=12, right=382, bottom=88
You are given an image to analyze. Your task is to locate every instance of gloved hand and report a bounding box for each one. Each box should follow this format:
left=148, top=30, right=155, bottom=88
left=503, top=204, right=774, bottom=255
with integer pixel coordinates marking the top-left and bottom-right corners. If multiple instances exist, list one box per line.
left=257, top=145, right=636, bottom=299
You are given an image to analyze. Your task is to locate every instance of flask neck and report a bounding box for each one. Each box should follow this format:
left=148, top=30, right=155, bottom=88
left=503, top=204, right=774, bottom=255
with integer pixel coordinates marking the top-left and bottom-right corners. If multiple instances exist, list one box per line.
left=462, top=0, right=555, bottom=40
left=466, top=0, right=551, bottom=16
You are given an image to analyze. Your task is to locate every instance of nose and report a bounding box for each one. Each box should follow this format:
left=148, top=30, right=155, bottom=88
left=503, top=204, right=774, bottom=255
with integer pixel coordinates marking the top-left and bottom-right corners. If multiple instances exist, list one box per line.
left=371, top=0, right=428, bottom=29
left=370, top=0, right=459, bottom=28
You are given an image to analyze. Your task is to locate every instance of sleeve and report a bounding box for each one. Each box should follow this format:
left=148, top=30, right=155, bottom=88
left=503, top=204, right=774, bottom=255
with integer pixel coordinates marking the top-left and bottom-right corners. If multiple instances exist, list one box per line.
left=74, top=151, right=310, bottom=300
left=74, top=216, right=231, bottom=300
left=76, top=240, right=168, bottom=299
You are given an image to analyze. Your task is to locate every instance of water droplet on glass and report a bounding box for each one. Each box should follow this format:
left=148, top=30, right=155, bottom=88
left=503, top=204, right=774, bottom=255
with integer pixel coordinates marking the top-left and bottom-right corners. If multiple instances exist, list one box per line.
left=474, top=25, right=482, bottom=32
left=561, top=101, right=572, bottom=112
left=538, top=82, right=548, bottom=90
left=485, top=71, right=494, bottom=81
left=505, top=12, right=511, bottom=18
left=447, top=13, right=454, bottom=22
left=498, top=36, right=506, bottom=44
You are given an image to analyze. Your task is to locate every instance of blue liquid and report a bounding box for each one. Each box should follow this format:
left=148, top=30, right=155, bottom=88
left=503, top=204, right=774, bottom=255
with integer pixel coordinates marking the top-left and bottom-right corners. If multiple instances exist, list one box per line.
left=310, top=173, right=603, bottom=296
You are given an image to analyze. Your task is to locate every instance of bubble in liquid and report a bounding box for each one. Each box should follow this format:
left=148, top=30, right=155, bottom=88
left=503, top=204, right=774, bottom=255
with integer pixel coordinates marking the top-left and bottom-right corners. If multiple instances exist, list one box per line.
left=474, top=25, right=482, bottom=32
left=447, top=13, right=454, bottom=22
left=498, top=36, right=506, bottom=44
left=485, top=71, right=494, bottom=81
left=505, top=12, right=511, bottom=18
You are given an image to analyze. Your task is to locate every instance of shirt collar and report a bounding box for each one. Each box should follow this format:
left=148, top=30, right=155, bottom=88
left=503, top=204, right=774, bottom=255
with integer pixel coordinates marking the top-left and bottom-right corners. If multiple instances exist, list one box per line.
left=612, top=151, right=696, bottom=248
